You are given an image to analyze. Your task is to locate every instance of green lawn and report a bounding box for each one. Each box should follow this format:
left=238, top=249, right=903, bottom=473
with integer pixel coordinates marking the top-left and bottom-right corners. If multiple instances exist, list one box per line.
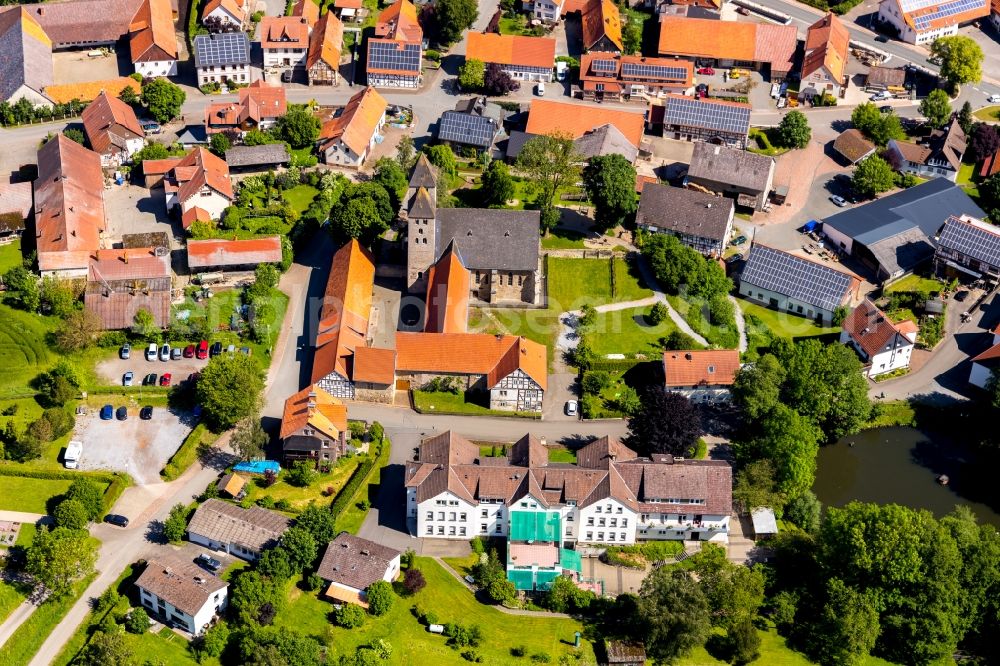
left=172, top=287, right=289, bottom=363
left=547, top=447, right=576, bottom=463
left=335, top=435, right=391, bottom=534
left=973, top=105, right=1000, bottom=122
left=413, top=390, right=539, bottom=418
left=281, top=184, right=319, bottom=215
left=0, top=303, right=56, bottom=398
left=440, top=553, right=479, bottom=579
left=865, top=400, right=917, bottom=429
left=589, top=306, right=675, bottom=357
left=0, top=572, right=98, bottom=666
left=245, top=455, right=363, bottom=512
left=0, top=240, right=23, bottom=274
left=736, top=299, right=839, bottom=339
left=540, top=228, right=588, bottom=250
left=885, top=274, right=943, bottom=296
left=0, top=477, right=77, bottom=514
left=0, top=582, right=28, bottom=626
left=277, top=558, right=595, bottom=664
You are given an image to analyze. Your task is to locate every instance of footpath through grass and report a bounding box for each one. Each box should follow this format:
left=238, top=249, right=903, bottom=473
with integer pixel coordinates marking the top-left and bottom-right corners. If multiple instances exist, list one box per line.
left=277, top=557, right=594, bottom=664
left=0, top=572, right=98, bottom=666
left=0, top=582, right=28, bottom=626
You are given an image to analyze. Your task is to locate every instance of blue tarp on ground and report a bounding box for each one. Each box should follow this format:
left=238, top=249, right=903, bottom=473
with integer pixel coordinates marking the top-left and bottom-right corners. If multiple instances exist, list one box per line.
left=233, top=460, right=281, bottom=475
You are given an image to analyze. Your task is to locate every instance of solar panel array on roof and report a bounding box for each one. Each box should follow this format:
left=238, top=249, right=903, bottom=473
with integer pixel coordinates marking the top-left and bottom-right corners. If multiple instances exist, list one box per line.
left=937, top=217, right=1000, bottom=267
left=194, top=33, right=251, bottom=68
left=740, top=245, right=854, bottom=312
left=591, top=58, right=617, bottom=73
left=910, top=0, right=986, bottom=28
left=899, top=0, right=946, bottom=12
left=438, top=110, right=499, bottom=148
left=664, top=96, right=750, bottom=135
left=368, top=41, right=421, bottom=73
left=621, top=62, right=687, bottom=81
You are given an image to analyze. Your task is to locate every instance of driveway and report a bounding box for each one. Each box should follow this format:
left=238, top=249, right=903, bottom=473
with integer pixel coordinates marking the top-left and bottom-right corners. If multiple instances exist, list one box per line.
left=52, top=50, right=121, bottom=85
left=74, top=406, right=197, bottom=484
left=543, top=372, right=580, bottom=421
left=103, top=186, right=181, bottom=247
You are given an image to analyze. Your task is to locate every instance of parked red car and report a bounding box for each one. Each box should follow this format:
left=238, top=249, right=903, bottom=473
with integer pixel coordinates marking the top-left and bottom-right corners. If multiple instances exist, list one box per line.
left=196, top=340, right=208, bottom=360
left=159, top=373, right=172, bottom=387
left=697, top=67, right=715, bottom=75
left=183, top=344, right=195, bottom=358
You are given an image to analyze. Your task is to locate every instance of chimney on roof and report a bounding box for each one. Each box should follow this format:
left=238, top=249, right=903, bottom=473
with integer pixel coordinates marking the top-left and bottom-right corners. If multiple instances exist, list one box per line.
left=685, top=353, right=692, bottom=360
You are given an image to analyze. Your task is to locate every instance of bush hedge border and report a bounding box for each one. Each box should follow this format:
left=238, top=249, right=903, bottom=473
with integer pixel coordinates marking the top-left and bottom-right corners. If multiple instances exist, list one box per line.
left=161, top=423, right=214, bottom=481
left=330, top=425, right=387, bottom=519
left=0, top=467, right=131, bottom=513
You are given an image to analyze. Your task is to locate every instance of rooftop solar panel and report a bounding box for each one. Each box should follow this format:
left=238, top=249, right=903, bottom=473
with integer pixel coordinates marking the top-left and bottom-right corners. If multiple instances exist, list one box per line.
left=937, top=216, right=1000, bottom=268
left=663, top=96, right=750, bottom=136
left=621, top=62, right=687, bottom=81
left=899, top=0, right=940, bottom=11
left=438, top=111, right=499, bottom=148
left=591, top=58, right=617, bottom=73
left=367, top=40, right=421, bottom=74
left=194, top=33, right=251, bottom=68
left=740, top=245, right=854, bottom=312
left=911, top=0, right=987, bottom=28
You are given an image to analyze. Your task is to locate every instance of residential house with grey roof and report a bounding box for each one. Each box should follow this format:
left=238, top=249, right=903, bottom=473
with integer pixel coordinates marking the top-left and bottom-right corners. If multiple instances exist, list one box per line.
left=636, top=183, right=734, bottom=256
left=193, top=32, right=252, bottom=88
left=885, top=120, right=967, bottom=182
left=685, top=142, right=775, bottom=212
left=0, top=8, right=53, bottom=106
left=136, top=558, right=227, bottom=635
left=437, top=97, right=504, bottom=151
left=186, top=498, right=291, bottom=561
left=574, top=123, right=639, bottom=163
left=404, top=157, right=540, bottom=304
left=316, top=533, right=401, bottom=607
left=822, top=178, right=984, bottom=281
left=738, top=243, right=862, bottom=325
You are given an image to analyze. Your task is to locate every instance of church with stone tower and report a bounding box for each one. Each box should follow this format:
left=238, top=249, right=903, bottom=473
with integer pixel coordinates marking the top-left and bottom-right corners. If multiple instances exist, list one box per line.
left=403, top=155, right=541, bottom=306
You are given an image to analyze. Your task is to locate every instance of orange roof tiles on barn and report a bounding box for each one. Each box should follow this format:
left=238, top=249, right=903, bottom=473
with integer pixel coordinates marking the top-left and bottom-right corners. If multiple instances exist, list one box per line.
left=353, top=346, right=397, bottom=385
left=465, top=32, right=557, bottom=70
left=525, top=99, right=645, bottom=148
left=582, top=0, right=622, bottom=51
left=395, top=333, right=547, bottom=391
left=280, top=384, right=348, bottom=440
left=44, top=77, right=141, bottom=105
left=424, top=242, right=470, bottom=334
left=84, top=247, right=171, bottom=329
left=802, top=13, right=849, bottom=84
left=318, top=86, right=387, bottom=157
left=891, top=0, right=988, bottom=32
left=311, top=239, right=376, bottom=383
left=88, top=246, right=170, bottom=281
left=259, top=16, right=310, bottom=49
left=81, top=91, right=144, bottom=157
left=657, top=16, right=797, bottom=73
left=307, top=11, right=344, bottom=70
left=34, top=135, right=106, bottom=272
left=663, top=350, right=741, bottom=388
left=186, top=236, right=282, bottom=268
left=129, top=0, right=178, bottom=63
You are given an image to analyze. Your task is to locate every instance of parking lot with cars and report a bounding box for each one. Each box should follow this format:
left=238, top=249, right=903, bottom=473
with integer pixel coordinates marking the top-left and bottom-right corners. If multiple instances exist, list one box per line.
left=97, top=342, right=212, bottom=386
left=74, top=403, right=196, bottom=484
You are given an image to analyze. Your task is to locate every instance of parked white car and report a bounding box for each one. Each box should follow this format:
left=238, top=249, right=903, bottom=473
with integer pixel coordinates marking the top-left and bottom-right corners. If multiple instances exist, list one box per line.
left=989, top=94, right=1000, bottom=104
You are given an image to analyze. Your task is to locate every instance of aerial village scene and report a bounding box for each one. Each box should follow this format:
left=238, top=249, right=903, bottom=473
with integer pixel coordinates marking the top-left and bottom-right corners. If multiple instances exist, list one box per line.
left=2, top=0, right=1000, bottom=662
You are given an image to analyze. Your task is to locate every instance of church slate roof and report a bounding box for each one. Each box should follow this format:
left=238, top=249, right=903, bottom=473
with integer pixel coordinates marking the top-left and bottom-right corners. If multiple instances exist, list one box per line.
left=435, top=208, right=540, bottom=272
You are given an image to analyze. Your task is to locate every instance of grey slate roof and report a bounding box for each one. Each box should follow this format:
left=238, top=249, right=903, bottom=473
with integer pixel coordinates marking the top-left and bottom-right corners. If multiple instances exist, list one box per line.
left=194, top=32, right=251, bottom=68
left=187, top=498, right=291, bottom=554
left=15, top=0, right=141, bottom=46
left=574, top=124, right=638, bottom=163
left=436, top=208, right=540, bottom=271
left=687, top=142, right=773, bottom=193
left=316, top=532, right=401, bottom=591
left=504, top=130, right=540, bottom=160
left=635, top=183, right=733, bottom=243
left=0, top=8, right=53, bottom=103
left=407, top=186, right=435, bottom=219
left=135, top=558, right=227, bottom=618
left=408, top=154, right=437, bottom=188
left=225, top=143, right=291, bottom=167
left=864, top=226, right=935, bottom=277
left=823, top=178, right=984, bottom=245
left=740, top=244, right=856, bottom=312
left=177, top=125, right=208, bottom=145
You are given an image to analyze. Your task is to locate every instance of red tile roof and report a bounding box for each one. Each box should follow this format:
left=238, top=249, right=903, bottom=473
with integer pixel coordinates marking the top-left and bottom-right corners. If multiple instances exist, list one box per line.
left=395, top=332, right=547, bottom=390
left=186, top=236, right=282, bottom=268
left=201, top=0, right=246, bottom=23
left=81, top=91, right=144, bottom=157
left=205, top=80, right=287, bottom=132
left=802, top=13, right=849, bottom=83
left=0, top=180, right=33, bottom=221
left=34, top=135, right=106, bottom=272
left=424, top=243, right=469, bottom=334
left=292, top=0, right=320, bottom=27
left=657, top=16, right=797, bottom=72
left=45, top=78, right=141, bottom=105
left=311, top=239, right=376, bottom=383
left=582, top=0, right=622, bottom=51
left=167, top=147, right=233, bottom=204
left=181, top=206, right=211, bottom=229
left=525, top=99, right=645, bottom=148
left=842, top=299, right=916, bottom=357
left=353, top=346, right=397, bottom=385
left=663, top=350, right=740, bottom=388
left=280, top=384, right=347, bottom=440
left=259, top=16, right=310, bottom=49
left=307, top=11, right=344, bottom=71
left=466, top=32, right=556, bottom=70
left=894, top=0, right=988, bottom=32
left=318, top=86, right=387, bottom=156
left=129, top=0, right=178, bottom=62
left=375, top=0, right=421, bottom=42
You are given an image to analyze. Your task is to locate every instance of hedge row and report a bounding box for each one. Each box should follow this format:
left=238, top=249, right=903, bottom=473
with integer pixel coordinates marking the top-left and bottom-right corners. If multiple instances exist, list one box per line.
left=586, top=359, right=644, bottom=374
left=330, top=428, right=386, bottom=519
left=161, top=423, right=212, bottom=481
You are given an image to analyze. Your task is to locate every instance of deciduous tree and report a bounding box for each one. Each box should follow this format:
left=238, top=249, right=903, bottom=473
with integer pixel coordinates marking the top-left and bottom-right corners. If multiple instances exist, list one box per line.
left=140, top=78, right=185, bottom=124
left=919, top=89, right=952, bottom=128
left=582, top=154, right=637, bottom=229
left=932, top=35, right=983, bottom=85
left=25, top=525, right=98, bottom=598
left=776, top=110, right=811, bottom=149
left=970, top=123, right=1000, bottom=161
left=295, top=503, right=338, bottom=544
left=77, top=629, right=132, bottom=666
left=483, top=62, right=518, bottom=96
left=53, top=498, right=89, bottom=530
left=366, top=580, right=395, bottom=616
left=231, top=414, right=268, bottom=461
left=279, top=526, right=317, bottom=571
left=196, top=352, right=265, bottom=430
left=637, top=568, right=711, bottom=664
left=480, top=159, right=514, bottom=208
left=373, top=157, right=409, bottom=210
left=458, top=58, right=485, bottom=91
left=163, top=503, right=189, bottom=542
left=276, top=106, right=320, bottom=148
left=624, top=386, right=702, bottom=458
left=731, top=354, right=785, bottom=419
left=852, top=154, right=895, bottom=198
left=516, top=133, right=581, bottom=233
left=434, top=0, right=478, bottom=45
